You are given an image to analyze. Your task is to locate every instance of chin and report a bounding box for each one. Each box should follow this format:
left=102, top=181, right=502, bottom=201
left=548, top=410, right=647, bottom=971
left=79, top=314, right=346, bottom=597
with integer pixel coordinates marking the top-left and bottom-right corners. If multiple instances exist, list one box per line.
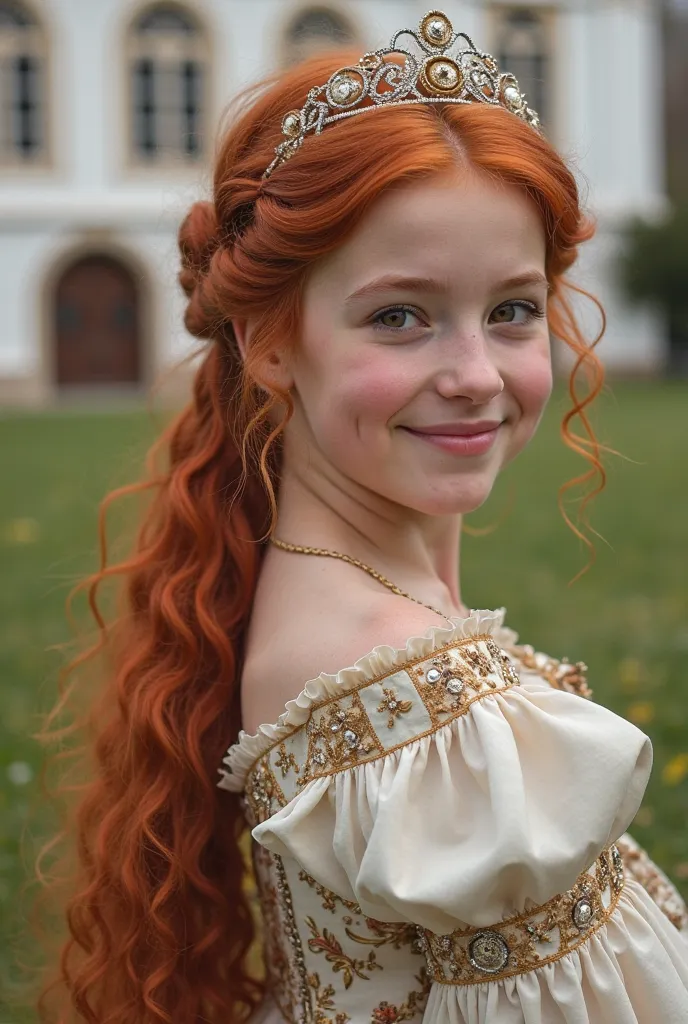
left=404, top=478, right=497, bottom=517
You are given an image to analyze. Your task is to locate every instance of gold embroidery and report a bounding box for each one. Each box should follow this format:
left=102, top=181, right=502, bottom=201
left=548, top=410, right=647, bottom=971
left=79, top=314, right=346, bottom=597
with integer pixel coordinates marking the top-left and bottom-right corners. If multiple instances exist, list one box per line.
left=407, top=639, right=519, bottom=728
left=345, top=920, right=419, bottom=951
left=616, top=833, right=688, bottom=931
left=377, top=687, right=414, bottom=729
left=244, top=636, right=519, bottom=794
left=305, top=917, right=384, bottom=988
left=506, top=642, right=593, bottom=699
left=485, top=639, right=521, bottom=686
left=297, top=871, right=422, bottom=951
left=417, top=846, right=624, bottom=985
left=275, top=742, right=299, bottom=778
left=461, top=644, right=495, bottom=679
left=409, top=649, right=478, bottom=722
left=298, top=870, right=362, bottom=914
left=370, top=968, right=430, bottom=1023
left=246, top=754, right=287, bottom=824
left=299, top=690, right=383, bottom=787
left=307, top=972, right=351, bottom=1024
left=243, top=635, right=494, bottom=785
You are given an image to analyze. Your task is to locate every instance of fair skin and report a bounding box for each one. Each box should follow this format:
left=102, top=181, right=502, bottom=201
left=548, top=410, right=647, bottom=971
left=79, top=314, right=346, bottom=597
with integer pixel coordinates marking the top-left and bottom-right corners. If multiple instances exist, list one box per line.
left=234, top=168, right=553, bottom=734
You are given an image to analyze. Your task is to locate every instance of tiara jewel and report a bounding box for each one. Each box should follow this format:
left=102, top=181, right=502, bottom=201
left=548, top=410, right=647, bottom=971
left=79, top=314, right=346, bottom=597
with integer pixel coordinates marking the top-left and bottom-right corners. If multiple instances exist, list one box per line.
left=264, top=9, right=542, bottom=179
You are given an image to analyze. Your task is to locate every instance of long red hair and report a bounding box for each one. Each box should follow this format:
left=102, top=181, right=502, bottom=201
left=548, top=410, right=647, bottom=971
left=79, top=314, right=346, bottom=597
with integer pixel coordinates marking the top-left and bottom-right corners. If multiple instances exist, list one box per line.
left=28, top=51, right=606, bottom=1023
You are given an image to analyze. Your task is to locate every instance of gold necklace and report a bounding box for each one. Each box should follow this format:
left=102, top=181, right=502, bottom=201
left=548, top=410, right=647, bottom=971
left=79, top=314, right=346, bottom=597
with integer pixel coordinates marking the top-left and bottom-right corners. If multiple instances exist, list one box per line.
left=269, top=536, right=457, bottom=625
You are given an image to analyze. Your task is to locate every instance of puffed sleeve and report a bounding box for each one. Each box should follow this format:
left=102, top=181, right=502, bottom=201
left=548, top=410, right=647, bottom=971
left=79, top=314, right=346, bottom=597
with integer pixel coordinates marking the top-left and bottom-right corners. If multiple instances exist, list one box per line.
left=247, top=620, right=652, bottom=935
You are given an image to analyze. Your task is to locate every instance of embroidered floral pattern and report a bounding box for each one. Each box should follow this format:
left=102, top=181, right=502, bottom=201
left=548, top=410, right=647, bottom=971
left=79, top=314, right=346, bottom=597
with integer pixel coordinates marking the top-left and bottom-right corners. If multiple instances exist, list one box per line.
left=305, top=917, right=383, bottom=988
left=298, top=690, right=384, bottom=788
left=417, top=846, right=624, bottom=985
left=275, top=742, right=300, bottom=778
left=461, top=644, right=495, bottom=678
left=245, top=754, right=286, bottom=825
left=506, top=642, right=593, bottom=699
left=616, top=832, right=688, bottom=931
left=345, top=920, right=419, bottom=951
left=377, top=687, right=413, bottom=729
left=370, top=969, right=430, bottom=1023
left=407, top=638, right=519, bottom=727
left=298, top=870, right=362, bottom=915
left=307, top=972, right=351, bottom=1024
left=485, top=638, right=521, bottom=686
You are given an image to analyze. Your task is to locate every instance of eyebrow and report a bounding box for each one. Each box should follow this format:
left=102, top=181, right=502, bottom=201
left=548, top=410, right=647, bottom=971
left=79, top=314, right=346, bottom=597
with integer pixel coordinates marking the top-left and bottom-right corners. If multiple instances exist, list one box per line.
left=344, top=270, right=549, bottom=304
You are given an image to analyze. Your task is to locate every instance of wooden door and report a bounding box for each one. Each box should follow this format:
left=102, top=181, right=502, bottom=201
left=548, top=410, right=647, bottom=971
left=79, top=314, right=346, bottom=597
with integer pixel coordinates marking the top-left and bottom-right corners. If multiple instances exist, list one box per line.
left=55, top=255, right=141, bottom=386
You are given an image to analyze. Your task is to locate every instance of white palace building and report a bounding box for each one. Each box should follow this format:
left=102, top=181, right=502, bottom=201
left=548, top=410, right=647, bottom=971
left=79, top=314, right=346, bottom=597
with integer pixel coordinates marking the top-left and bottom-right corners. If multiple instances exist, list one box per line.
left=0, top=0, right=666, bottom=404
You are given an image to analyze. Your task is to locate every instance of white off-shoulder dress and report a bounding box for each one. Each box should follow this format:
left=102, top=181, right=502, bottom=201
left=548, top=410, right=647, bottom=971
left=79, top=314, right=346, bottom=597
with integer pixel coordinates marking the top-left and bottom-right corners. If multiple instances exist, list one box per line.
left=217, top=609, right=688, bottom=1024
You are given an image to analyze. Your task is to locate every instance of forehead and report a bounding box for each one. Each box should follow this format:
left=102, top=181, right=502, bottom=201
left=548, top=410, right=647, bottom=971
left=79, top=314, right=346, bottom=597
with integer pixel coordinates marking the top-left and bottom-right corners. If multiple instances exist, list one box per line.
left=307, top=170, right=547, bottom=299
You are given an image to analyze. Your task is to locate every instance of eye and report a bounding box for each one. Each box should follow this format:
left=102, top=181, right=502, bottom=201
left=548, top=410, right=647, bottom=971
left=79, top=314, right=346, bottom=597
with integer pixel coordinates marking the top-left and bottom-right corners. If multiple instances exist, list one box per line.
left=489, top=300, right=545, bottom=326
left=371, top=305, right=426, bottom=332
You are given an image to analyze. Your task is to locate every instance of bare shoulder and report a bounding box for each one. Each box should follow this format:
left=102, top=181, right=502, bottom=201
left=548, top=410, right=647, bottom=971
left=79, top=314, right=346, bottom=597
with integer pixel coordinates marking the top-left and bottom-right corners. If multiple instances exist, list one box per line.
left=240, top=564, right=446, bottom=734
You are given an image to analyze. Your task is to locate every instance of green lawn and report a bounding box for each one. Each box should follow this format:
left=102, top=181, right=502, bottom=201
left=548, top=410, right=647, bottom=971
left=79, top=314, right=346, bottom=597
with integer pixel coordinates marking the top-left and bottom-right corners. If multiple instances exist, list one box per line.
left=1, top=382, right=688, bottom=1018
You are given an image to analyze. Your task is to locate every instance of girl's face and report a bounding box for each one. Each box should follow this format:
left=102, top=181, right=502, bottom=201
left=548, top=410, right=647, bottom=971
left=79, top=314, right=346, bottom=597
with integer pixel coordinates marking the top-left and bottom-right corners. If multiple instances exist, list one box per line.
left=283, top=169, right=553, bottom=516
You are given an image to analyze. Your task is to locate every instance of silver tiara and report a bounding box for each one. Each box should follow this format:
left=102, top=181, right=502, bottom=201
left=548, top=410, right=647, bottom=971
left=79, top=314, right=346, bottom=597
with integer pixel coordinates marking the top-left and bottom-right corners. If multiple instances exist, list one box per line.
left=264, top=9, right=542, bottom=179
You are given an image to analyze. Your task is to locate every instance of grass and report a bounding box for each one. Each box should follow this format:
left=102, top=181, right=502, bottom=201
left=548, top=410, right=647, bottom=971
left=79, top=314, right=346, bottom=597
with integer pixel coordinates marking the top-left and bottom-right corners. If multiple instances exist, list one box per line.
left=1, top=381, right=687, bottom=1018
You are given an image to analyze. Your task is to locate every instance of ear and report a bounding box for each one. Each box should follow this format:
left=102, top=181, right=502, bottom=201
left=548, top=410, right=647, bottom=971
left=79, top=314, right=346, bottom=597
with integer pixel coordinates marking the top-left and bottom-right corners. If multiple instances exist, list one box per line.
left=231, top=318, right=295, bottom=391
left=231, top=318, right=251, bottom=362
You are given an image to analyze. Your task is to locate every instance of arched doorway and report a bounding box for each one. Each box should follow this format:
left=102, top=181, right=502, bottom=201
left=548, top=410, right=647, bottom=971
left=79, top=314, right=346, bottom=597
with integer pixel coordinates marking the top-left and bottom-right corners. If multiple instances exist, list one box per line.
left=54, top=254, right=142, bottom=387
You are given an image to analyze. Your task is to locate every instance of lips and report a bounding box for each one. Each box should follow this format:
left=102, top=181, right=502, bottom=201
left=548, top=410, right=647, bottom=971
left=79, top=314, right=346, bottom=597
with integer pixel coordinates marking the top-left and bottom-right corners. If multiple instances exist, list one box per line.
left=404, top=421, right=503, bottom=436
left=399, top=422, right=503, bottom=456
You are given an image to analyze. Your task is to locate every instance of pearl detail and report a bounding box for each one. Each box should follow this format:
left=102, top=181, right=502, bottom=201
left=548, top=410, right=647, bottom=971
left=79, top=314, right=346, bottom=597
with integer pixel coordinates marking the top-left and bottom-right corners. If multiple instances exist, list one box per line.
left=504, top=85, right=522, bottom=109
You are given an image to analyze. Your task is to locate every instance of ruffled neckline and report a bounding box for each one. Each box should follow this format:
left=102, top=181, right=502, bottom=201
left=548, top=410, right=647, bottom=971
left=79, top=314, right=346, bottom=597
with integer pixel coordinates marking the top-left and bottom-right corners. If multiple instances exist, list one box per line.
left=217, top=607, right=517, bottom=792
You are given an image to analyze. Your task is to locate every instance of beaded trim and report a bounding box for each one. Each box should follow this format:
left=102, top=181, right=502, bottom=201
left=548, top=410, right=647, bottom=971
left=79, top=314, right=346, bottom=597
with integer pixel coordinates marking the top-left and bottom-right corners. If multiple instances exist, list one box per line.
left=242, top=636, right=520, bottom=824
left=253, top=843, right=313, bottom=1023
left=417, top=846, right=625, bottom=985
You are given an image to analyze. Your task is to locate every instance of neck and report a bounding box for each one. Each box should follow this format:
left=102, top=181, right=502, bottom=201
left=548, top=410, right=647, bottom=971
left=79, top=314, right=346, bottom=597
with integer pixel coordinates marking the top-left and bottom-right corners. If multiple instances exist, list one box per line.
left=274, top=446, right=468, bottom=617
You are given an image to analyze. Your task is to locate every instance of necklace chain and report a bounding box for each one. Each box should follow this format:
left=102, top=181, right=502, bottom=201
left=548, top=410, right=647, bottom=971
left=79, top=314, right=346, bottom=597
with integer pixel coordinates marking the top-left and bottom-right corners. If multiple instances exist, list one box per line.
left=269, top=536, right=456, bottom=625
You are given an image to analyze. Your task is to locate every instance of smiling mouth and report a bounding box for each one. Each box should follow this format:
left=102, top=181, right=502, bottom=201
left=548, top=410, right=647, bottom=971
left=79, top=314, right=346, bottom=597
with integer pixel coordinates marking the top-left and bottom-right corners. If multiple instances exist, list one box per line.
left=400, top=424, right=502, bottom=455
left=405, top=421, right=503, bottom=437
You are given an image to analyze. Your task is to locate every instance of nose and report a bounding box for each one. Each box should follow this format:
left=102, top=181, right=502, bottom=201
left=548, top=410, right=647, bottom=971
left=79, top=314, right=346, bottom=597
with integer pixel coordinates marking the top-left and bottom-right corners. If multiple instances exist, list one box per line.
left=434, top=329, right=505, bottom=405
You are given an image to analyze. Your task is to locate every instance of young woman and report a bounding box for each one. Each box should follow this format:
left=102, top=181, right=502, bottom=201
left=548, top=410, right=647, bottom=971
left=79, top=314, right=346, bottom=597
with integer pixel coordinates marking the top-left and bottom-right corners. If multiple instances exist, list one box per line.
left=38, top=11, right=688, bottom=1024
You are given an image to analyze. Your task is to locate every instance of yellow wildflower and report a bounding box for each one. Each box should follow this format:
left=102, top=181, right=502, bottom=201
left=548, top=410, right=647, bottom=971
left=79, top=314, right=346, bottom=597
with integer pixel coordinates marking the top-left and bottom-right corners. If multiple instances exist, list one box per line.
left=627, top=702, right=655, bottom=725
left=662, top=754, right=688, bottom=787
left=3, top=517, right=40, bottom=544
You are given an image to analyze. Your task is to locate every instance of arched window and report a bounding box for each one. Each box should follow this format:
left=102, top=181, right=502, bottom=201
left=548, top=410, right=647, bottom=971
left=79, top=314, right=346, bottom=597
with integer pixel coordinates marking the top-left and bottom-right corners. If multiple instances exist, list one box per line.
left=127, top=2, right=209, bottom=165
left=493, top=7, right=552, bottom=130
left=283, top=5, right=357, bottom=66
left=0, top=1, right=47, bottom=165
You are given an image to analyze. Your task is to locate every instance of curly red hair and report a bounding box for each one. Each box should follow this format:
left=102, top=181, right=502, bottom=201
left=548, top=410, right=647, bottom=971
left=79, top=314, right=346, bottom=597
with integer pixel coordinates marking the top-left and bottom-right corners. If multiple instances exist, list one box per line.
left=26, top=51, right=606, bottom=1023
